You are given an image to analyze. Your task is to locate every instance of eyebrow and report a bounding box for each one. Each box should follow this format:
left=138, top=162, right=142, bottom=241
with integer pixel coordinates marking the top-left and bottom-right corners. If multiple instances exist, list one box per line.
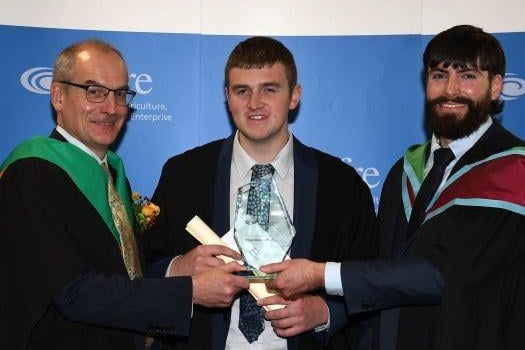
left=429, top=66, right=481, bottom=73
left=261, top=81, right=281, bottom=88
left=83, top=79, right=130, bottom=90
left=231, top=81, right=282, bottom=89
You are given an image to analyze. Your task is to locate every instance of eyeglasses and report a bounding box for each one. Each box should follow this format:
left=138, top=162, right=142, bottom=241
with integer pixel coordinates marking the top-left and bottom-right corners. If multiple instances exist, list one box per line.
left=59, top=81, right=136, bottom=106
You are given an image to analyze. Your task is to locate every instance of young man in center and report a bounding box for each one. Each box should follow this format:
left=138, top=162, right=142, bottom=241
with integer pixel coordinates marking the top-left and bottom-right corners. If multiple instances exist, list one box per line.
left=145, top=36, right=377, bottom=350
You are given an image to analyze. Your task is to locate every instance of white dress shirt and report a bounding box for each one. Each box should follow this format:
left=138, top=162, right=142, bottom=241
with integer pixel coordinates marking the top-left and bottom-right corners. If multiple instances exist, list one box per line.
left=55, top=125, right=106, bottom=164
left=225, top=131, right=294, bottom=350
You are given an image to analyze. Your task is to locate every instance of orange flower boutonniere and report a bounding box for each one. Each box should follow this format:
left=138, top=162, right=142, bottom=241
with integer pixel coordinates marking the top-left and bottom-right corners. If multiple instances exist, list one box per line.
left=132, top=192, right=160, bottom=235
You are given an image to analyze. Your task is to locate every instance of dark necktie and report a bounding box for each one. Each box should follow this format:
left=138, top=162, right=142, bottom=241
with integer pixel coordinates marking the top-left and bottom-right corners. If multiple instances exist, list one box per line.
left=405, top=148, right=455, bottom=240
left=238, top=164, right=274, bottom=343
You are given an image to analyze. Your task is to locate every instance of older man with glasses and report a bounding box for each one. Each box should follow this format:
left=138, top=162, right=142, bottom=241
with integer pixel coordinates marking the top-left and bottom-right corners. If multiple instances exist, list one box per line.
left=0, top=38, right=249, bottom=350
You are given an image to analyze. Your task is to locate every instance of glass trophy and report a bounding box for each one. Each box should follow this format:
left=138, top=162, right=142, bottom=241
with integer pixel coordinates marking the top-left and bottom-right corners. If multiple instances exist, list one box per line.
left=234, top=174, right=295, bottom=281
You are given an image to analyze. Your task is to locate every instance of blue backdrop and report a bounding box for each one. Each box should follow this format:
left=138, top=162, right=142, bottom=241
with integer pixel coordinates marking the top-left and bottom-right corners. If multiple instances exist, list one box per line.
left=2, top=25, right=524, bottom=208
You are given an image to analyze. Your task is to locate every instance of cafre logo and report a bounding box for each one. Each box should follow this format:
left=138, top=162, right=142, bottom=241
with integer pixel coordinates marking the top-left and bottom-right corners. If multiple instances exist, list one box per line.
left=501, top=73, right=525, bottom=101
left=20, top=67, right=53, bottom=94
left=20, top=67, right=153, bottom=95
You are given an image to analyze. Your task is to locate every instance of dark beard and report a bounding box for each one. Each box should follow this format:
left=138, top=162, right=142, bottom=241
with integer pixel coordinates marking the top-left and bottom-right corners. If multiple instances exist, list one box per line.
left=425, top=91, right=491, bottom=140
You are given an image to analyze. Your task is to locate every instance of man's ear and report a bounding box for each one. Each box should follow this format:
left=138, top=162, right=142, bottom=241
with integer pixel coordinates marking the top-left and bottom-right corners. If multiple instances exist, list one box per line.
left=289, top=84, right=302, bottom=110
left=50, top=82, right=64, bottom=111
left=225, top=86, right=232, bottom=111
left=490, top=74, right=503, bottom=101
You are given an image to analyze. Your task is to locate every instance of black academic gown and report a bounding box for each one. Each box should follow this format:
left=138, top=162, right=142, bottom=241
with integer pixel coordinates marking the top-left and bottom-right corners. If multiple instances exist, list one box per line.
left=144, top=134, right=378, bottom=350
left=0, top=131, right=192, bottom=350
left=371, top=121, right=525, bottom=350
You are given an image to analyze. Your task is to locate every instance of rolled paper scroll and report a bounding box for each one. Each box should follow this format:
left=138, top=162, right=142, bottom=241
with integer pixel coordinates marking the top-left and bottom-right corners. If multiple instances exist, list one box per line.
left=186, top=215, right=285, bottom=311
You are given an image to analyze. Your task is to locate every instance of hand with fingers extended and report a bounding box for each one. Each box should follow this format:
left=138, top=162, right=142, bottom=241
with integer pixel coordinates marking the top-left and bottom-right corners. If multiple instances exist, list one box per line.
left=257, top=294, right=329, bottom=338
left=261, top=259, right=325, bottom=298
left=191, top=261, right=250, bottom=308
left=168, top=244, right=241, bottom=277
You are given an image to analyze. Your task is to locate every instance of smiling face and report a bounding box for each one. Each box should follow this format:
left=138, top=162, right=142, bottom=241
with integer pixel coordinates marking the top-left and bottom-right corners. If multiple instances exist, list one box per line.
left=226, top=63, right=301, bottom=160
left=425, top=61, right=502, bottom=144
left=51, top=47, right=129, bottom=159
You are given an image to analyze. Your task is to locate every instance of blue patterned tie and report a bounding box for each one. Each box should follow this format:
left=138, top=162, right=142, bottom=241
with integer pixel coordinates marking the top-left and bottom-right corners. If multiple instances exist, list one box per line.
left=238, top=164, right=274, bottom=343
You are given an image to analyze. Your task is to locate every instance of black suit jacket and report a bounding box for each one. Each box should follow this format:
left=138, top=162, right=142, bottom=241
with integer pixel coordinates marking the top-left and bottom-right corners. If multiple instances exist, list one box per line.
left=340, top=121, right=525, bottom=350
left=0, top=131, right=192, bottom=350
left=145, top=134, right=377, bottom=350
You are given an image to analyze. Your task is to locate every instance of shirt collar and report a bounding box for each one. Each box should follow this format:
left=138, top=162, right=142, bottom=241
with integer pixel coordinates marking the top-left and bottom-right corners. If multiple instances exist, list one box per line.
left=232, top=130, right=294, bottom=181
left=55, top=125, right=107, bottom=164
left=429, top=117, right=493, bottom=160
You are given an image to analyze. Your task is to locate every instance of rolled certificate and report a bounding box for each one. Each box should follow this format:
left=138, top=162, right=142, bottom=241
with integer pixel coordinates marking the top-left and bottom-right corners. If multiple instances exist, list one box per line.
left=186, top=215, right=285, bottom=311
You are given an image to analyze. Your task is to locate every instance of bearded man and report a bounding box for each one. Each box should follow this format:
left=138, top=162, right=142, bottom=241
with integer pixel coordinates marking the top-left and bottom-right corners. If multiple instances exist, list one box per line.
left=261, top=25, right=525, bottom=350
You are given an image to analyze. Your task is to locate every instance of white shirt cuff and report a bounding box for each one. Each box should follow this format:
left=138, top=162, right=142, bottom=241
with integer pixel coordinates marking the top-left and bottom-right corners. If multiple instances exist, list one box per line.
left=324, top=262, right=344, bottom=296
left=165, top=256, right=179, bottom=277
left=314, top=304, right=331, bottom=332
